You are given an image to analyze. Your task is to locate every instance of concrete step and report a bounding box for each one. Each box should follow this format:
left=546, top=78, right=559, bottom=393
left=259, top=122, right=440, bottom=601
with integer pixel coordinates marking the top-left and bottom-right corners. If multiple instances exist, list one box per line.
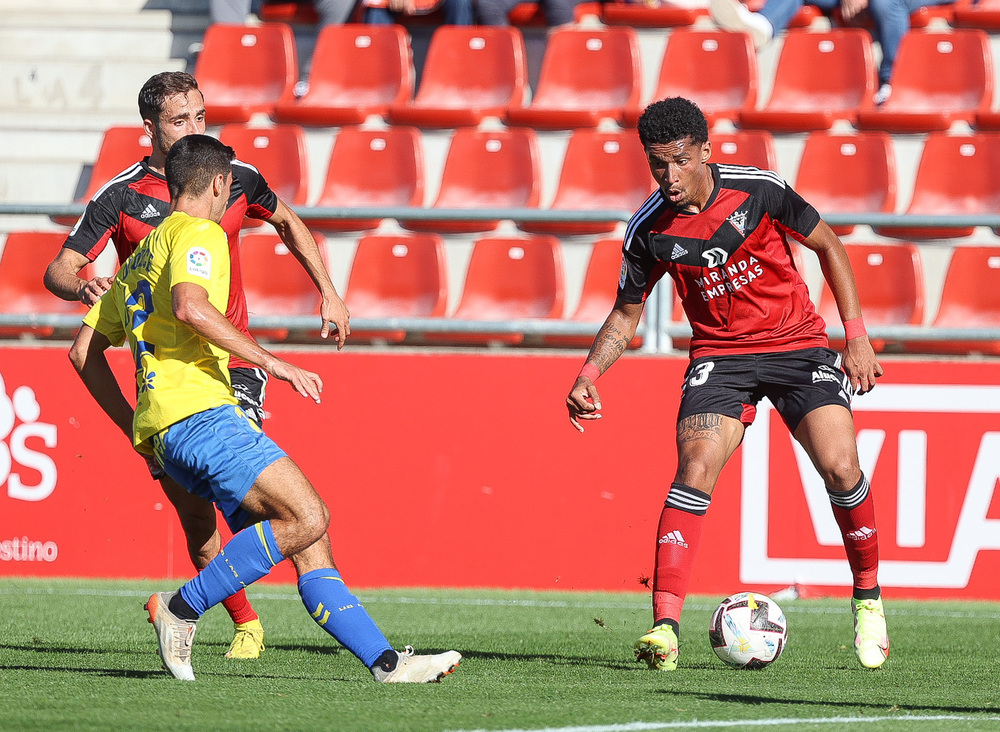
left=0, top=27, right=175, bottom=60
left=0, top=58, right=186, bottom=114
left=0, top=9, right=178, bottom=30
left=0, top=0, right=210, bottom=11
left=0, top=129, right=104, bottom=166
left=0, top=160, right=84, bottom=204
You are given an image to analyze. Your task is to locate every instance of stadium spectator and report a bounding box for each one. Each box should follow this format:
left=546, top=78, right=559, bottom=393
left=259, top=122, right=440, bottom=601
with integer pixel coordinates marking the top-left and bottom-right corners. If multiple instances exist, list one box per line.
left=709, top=0, right=955, bottom=105
left=68, top=134, right=463, bottom=684
left=565, top=97, right=890, bottom=672
left=475, top=0, right=578, bottom=25
left=43, top=71, right=349, bottom=660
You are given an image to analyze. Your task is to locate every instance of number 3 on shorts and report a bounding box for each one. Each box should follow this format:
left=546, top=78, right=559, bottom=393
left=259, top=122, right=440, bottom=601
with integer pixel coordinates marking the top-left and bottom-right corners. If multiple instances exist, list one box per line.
left=688, top=361, right=715, bottom=387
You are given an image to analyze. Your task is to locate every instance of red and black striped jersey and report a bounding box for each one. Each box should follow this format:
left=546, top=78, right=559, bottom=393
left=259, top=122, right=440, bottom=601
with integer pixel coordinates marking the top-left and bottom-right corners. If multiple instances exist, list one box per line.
left=63, top=157, right=279, bottom=370
left=619, top=162, right=828, bottom=359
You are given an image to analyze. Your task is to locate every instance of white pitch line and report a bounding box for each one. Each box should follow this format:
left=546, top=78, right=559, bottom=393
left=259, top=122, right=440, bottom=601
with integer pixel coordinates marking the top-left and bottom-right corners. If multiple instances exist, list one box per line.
left=2, top=587, right=1000, bottom=619
left=445, top=714, right=1000, bottom=732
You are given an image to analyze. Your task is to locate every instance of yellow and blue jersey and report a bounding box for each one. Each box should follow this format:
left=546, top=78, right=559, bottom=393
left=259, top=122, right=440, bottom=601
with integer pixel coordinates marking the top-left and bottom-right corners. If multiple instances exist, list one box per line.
left=84, top=211, right=238, bottom=452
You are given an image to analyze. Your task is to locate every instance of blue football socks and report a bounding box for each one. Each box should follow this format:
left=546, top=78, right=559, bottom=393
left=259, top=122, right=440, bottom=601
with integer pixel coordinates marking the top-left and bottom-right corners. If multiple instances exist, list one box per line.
left=179, top=521, right=284, bottom=616
left=298, top=568, right=393, bottom=668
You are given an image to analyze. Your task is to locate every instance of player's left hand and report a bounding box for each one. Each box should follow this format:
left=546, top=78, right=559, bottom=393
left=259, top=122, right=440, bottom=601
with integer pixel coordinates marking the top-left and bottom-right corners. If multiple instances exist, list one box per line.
left=270, top=359, right=324, bottom=403
left=320, top=295, right=351, bottom=350
left=842, top=335, right=883, bottom=395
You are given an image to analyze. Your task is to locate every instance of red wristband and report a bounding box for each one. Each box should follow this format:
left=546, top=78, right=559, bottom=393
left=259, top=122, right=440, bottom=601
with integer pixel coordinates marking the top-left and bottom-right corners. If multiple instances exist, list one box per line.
left=843, top=316, right=867, bottom=340
left=578, top=363, right=601, bottom=382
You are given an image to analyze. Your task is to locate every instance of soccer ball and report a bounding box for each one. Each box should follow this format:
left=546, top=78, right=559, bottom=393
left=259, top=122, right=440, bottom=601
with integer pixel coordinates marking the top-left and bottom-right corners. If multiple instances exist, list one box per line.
left=709, top=592, right=788, bottom=669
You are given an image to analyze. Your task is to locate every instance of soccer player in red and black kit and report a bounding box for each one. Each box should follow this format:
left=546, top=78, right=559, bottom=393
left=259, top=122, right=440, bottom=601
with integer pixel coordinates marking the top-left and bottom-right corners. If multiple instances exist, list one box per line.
left=566, top=97, right=890, bottom=671
left=44, top=71, right=351, bottom=660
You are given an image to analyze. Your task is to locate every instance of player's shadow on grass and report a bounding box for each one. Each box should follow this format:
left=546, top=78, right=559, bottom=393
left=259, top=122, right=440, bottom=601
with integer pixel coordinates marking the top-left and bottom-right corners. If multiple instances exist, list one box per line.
left=456, top=649, right=635, bottom=671
left=674, top=690, right=1000, bottom=715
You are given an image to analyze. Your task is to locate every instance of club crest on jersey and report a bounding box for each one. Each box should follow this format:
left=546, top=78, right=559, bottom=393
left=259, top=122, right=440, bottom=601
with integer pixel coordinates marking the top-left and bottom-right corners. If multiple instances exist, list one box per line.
left=727, top=209, right=749, bottom=236
left=186, top=247, right=212, bottom=279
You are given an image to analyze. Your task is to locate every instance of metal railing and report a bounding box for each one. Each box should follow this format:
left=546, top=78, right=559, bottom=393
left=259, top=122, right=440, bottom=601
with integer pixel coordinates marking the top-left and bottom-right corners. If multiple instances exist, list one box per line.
left=3, top=203, right=1000, bottom=353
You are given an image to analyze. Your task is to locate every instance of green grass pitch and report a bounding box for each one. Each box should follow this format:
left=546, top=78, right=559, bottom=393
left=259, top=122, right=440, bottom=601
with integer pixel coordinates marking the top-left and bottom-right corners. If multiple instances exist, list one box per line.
left=1, top=579, right=998, bottom=731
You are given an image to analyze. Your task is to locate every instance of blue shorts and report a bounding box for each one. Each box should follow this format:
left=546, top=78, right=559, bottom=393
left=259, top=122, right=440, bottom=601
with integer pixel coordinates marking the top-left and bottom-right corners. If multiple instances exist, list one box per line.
left=150, top=404, right=287, bottom=533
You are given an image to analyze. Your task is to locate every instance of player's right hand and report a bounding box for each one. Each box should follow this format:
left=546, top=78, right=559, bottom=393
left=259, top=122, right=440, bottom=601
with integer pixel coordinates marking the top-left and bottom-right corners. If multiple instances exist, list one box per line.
left=80, top=276, right=114, bottom=307
left=566, top=378, right=602, bottom=433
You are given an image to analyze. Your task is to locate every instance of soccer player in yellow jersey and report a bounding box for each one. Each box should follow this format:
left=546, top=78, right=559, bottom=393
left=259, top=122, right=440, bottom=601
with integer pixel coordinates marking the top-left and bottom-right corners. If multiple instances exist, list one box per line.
left=70, top=135, right=461, bottom=684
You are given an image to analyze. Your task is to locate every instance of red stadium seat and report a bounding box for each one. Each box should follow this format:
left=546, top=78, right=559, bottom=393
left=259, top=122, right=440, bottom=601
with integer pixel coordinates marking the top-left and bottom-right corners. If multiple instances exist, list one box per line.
left=219, top=124, right=309, bottom=229
left=794, top=132, right=896, bottom=236
left=258, top=0, right=320, bottom=24
left=505, top=27, right=641, bottom=129
left=710, top=130, right=778, bottom=170
left=601, top=1, right=709, bottom=27
left=431, top=235, right=564, bottom=345
left=953, top=0, right=1000, bottom=29
left=507, top=1, right=602, bottom=24
left=194, top=23, right=298, bottom=123
left=53, top=126, right=154, bottom=226
left=624, top=30, right=757, bottom=128
left=543, top=237, right=644, bottom=349
left=345, top=233, right=447, bottom=342
left=875, top=132, right=1000, bottom=240
left=740, top=29, right=876, bottom=132
left=402, top=127, right=540, bottom=233
left=311, top=126, right=424, bottom=231
left=815, top=243, right=924, bottom=351
left=240, top=232, right=325, bottom=342
left=79, top=127, right=153, bottom=203
left=274, top=25, right=412, bottom=126
left=855, top=30, right=993, bottom=133
left=520, top=129, right=653, bottom=235
left=908, top=246, right=1000, bottom=355
left=387, top=26, right=527, bottom=128
left=0, top=232, right=94, bottom=338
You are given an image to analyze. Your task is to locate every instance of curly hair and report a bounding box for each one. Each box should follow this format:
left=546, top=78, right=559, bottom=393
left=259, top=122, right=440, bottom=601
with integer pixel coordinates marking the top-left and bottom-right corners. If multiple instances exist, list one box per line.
left=637, top=97, right=709, bottom=148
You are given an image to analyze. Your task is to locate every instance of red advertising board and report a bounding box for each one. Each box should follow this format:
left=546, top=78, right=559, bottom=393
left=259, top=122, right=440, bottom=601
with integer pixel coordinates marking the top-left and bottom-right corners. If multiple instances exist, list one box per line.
left=2, top=345, right=999, bottom=600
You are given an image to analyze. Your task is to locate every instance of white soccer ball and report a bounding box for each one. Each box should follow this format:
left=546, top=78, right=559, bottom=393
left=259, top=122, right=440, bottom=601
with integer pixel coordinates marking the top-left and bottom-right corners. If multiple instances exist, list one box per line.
left=709, top=592, right=788, bottom=669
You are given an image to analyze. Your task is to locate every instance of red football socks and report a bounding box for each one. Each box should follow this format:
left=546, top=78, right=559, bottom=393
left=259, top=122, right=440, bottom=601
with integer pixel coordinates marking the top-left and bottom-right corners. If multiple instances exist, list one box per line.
left=652, top=482, right=711, bottom=627
left=828, top=474, right=879, bottom=591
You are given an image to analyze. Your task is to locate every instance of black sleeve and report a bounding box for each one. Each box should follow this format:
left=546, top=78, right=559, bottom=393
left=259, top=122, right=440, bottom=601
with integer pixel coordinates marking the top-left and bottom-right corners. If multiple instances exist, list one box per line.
left=772, top=180, right=821, bottom=241
left=62, top=186, right=123, bottom=261
left=618, top=231, right=659, bottom=304
left=233, top=161, right=279, bottom=221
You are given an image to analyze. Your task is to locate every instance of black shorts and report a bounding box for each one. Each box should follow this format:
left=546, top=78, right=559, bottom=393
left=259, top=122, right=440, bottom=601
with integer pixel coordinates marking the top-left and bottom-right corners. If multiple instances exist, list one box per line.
left=229, top=366, right=268, bottom=425
left=678, top=347, right=852, bottom=433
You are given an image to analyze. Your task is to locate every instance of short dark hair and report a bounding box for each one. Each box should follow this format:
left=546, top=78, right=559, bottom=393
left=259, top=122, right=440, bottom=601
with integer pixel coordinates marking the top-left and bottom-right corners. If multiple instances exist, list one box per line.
left=165, top=135, right=235, bottom=200
left=138, top=71, right=200, bottom=123
left=637, top=97, right=709, bottom=148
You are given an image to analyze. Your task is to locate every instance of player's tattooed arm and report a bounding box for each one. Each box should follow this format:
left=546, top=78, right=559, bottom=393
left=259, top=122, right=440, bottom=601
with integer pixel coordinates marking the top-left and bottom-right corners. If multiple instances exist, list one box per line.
left=590, top=320, right=630, bottom=372
left=586, top=300, right=646, bottom=374
left=567, top=300, right=645, bottom=432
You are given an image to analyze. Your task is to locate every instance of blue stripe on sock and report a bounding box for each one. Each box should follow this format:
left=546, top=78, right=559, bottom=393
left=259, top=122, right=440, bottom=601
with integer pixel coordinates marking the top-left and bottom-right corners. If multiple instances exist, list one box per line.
left=180, top=520, right=285, bottom=616
left=298, top=568, right=392, bottom=668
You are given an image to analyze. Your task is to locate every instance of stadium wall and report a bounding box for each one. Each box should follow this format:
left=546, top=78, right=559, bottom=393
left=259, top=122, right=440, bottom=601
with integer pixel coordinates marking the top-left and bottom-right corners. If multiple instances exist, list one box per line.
left=2, top=346, right=1000, bottom=601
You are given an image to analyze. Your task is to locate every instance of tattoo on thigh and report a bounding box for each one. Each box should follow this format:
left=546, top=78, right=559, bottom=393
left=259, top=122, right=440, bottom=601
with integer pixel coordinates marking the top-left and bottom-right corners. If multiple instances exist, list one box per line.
left=677, top=413, right=725, bottom=444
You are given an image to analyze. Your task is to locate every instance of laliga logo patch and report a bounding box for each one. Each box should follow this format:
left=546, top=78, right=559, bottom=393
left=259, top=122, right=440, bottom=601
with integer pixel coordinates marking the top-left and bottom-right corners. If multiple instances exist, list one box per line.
left=186, top=247, right=212, bottom=279
left=727, top=209, right=749, bottom=237
left=619, top=258, right=627, bottom=289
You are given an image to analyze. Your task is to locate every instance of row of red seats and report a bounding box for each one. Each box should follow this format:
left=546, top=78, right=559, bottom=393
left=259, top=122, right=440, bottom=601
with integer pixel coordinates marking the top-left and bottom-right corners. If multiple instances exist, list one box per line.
left=75, top=123, right=1000, bottom=240
left=3, top=232, right=999, bottom=352
left=193, top=23, right=998, bottom=133
left=261, top=0, right=1000, bottom=30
